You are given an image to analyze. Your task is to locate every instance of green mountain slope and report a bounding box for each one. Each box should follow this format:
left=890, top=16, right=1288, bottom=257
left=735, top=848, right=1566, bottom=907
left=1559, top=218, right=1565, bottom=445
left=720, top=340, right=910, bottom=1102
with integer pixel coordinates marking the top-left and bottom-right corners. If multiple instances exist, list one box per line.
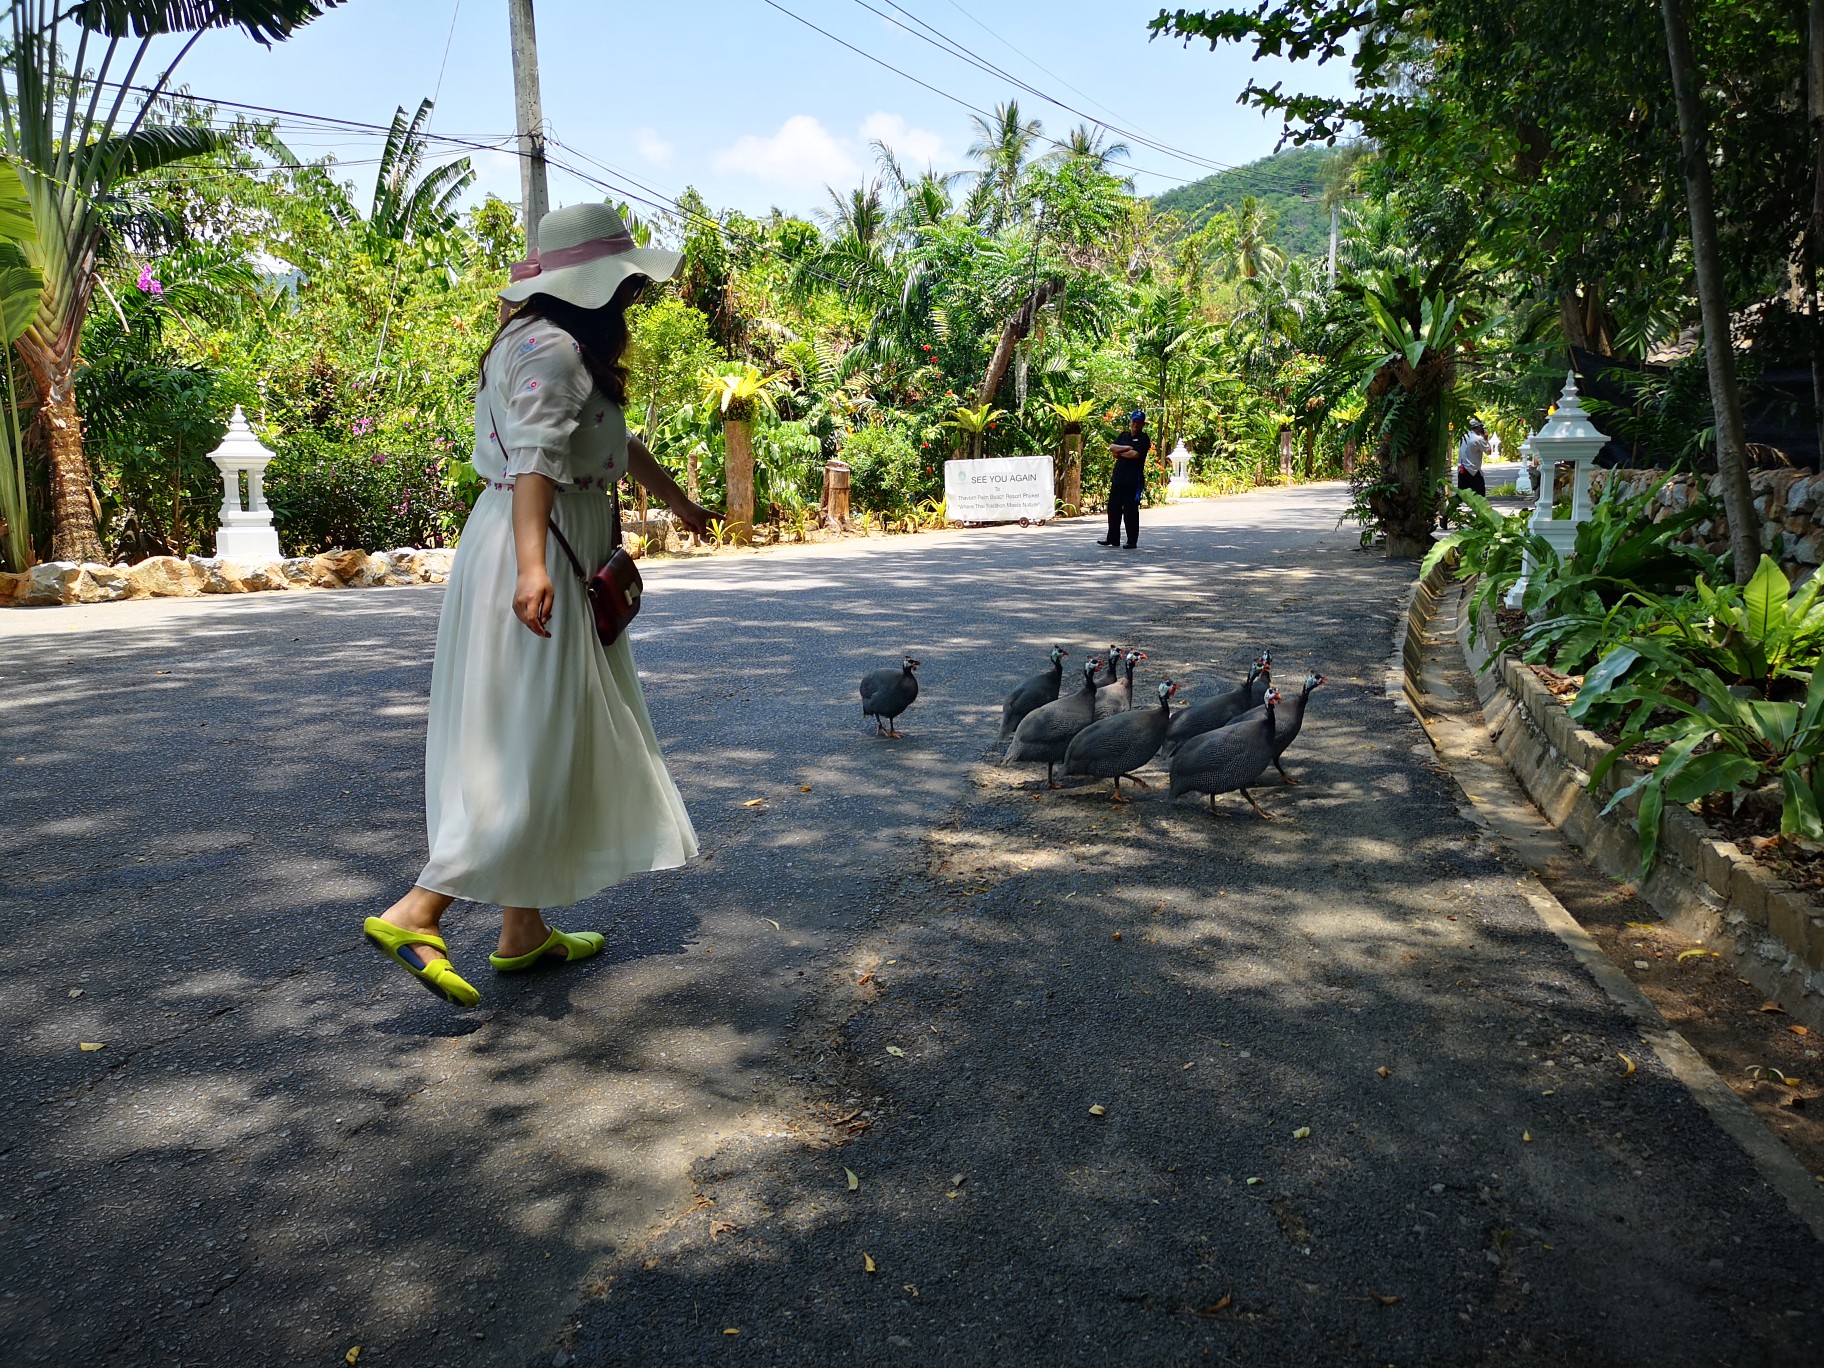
left=1152, top=146, right=1340, bottom=260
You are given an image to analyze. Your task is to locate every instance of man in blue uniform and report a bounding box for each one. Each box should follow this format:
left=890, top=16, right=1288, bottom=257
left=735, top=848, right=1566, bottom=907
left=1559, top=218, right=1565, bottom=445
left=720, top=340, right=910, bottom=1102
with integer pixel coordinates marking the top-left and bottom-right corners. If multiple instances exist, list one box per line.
left=1097, top=409, right=1151, bottom=549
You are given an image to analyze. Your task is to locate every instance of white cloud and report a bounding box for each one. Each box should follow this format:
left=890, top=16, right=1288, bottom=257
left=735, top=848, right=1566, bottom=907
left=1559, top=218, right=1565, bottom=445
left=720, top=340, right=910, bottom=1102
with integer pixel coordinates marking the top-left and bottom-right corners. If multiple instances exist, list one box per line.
left=712, top=115, right=858, bottom=189
left=860, top=112, right=944, bottom=168
left=632, top=127, right=673, bottom=166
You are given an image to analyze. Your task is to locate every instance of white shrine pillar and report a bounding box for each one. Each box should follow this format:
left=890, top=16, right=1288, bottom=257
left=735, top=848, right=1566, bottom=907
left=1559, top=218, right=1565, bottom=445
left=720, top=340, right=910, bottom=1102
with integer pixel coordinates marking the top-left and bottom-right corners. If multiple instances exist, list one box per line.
left=210, top=406, right=283, bottom=563
left=1506, top=372, right=1611, bottom=609
left=1166, top=439, right=1193, bottom=496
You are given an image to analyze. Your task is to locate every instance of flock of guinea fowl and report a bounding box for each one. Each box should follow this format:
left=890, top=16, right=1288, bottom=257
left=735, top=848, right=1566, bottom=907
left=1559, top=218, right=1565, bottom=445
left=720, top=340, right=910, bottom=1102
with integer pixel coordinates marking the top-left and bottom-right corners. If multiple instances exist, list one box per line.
left=858, top=646, right=1325, bottom=817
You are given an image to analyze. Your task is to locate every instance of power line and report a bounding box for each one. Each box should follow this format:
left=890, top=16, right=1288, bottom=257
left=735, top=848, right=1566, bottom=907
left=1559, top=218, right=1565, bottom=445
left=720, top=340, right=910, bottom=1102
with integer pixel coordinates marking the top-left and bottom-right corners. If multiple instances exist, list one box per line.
left=862, top=0, right=1233, bottom=177
left=933, top=0, right=1154, bottom=138
left=750, top=0, right=1210, bottom=187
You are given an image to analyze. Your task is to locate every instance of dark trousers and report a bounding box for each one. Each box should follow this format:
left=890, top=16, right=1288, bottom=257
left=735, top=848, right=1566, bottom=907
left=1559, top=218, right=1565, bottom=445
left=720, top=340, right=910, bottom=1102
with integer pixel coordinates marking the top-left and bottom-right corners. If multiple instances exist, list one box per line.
left=1457, top=466, right=1486, bottom=498
left=1106, top=462, right=1143, bottom=546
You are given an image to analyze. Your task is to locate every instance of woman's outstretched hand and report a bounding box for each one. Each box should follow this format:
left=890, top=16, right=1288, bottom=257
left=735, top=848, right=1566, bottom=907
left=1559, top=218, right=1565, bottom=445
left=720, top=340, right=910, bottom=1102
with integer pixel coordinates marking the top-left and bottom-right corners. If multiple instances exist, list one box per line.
left=672, top=500, right=716, bottom=540
left=513, top=566, right=555, bottom=637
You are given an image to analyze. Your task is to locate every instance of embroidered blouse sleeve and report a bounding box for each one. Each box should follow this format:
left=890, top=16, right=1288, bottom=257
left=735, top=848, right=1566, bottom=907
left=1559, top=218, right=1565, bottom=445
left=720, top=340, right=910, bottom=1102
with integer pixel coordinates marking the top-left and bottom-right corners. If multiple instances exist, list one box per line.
left=493, top=328, right=595, bottom=482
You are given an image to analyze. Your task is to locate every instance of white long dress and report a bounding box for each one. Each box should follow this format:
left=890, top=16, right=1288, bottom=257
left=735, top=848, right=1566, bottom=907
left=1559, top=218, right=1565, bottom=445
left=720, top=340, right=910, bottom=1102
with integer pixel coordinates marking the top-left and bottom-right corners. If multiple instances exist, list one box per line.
left=417, top=316, right=698, bottom=909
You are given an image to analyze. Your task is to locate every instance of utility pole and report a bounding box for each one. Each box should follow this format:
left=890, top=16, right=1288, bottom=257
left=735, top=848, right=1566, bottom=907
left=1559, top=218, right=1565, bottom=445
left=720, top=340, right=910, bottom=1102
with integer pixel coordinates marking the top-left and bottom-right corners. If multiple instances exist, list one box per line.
left=508, top=0, right=550, bottom=237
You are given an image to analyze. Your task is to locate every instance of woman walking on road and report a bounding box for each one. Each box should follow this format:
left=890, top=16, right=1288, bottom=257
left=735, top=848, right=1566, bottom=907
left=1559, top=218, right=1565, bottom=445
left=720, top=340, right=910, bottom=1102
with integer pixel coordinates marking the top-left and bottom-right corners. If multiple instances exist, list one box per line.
left=363, top=203, right=713, bottom=1007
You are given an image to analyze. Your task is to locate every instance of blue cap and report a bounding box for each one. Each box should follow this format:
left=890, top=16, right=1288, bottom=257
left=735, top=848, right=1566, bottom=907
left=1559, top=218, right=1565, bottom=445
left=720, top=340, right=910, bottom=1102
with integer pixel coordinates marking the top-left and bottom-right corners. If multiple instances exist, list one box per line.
left=1128, top=409, right=1145, bottom=423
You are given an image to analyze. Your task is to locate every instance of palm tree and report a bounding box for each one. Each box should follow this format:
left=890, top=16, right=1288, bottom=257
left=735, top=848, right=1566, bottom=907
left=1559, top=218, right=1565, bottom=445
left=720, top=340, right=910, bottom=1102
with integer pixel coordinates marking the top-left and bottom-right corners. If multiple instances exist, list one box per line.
left=1131, top=282, right=1203, bottom=451
left=1051, top=123, right=1131, bottom=179
left=965, top=101, right=1041, bottom=232
left=1229, top=196, right=1284, bottom=281
left=701, top=363, right=789, bottom=542
left=2, top=0, right=343, bottom=564
left=367, top=99, right=475, bottom=253
left=0, top=163, right=42, bottom=573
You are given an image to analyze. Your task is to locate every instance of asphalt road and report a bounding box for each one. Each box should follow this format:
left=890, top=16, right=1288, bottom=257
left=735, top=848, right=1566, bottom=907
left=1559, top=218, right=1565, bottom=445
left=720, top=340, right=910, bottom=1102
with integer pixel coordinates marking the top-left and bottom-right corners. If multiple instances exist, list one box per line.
left=2, top=485, right=1820, bottom=1368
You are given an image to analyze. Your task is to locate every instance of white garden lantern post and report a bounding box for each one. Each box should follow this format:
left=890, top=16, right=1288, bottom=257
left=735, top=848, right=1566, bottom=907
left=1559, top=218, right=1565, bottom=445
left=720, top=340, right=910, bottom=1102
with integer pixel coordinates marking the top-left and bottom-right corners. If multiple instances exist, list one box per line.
left=210, top=406, right=282, bottom=563
left=1514, top=433, right=1535, bottom=496
left=1506, top=372, right=1611, bottom=609
left=1166, top=439, right=1193, bottom=497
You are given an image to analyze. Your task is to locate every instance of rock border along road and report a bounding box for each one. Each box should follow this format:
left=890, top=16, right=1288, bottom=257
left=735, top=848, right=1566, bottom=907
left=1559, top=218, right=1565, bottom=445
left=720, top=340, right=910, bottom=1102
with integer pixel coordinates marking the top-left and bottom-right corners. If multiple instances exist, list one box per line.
left=2, top=485, right=1820, bottom=1367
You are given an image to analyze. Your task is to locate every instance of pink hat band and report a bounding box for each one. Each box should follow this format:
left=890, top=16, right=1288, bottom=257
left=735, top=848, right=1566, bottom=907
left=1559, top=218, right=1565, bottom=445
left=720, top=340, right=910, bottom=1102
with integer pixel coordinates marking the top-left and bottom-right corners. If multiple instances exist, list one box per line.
left=508, top=229, right=638, bottom=283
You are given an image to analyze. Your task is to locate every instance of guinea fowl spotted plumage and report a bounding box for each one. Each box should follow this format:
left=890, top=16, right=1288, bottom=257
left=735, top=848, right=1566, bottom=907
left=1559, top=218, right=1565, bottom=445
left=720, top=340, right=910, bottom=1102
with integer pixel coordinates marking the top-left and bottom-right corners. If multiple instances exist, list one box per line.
left=1001, top=645, right=1069, bottom=739
left=1220, top=671, right=1325, bottom=784
left=859, top=656, right=920, bottom=737
left=1003, top=657, right=1103, bottom=788
left=1094, top=649, right=1146, bottom=719
left=1169, top=687, right=1282, bottom=818
left=1163, top=655, right=1269, bottom=755
left=1065, top=679, right=1177, bottom=803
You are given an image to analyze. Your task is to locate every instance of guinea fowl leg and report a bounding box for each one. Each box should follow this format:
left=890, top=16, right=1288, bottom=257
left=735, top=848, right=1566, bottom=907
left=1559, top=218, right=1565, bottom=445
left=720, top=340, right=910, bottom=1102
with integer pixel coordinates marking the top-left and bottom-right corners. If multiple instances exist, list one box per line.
left=1275, top=757, right=1298, bottom=785
left=1120, top=773, right=1151, bottom=788
left=1046, top=761, right=1063, bottom=790
left=1109, top=777, right=1132, bottom=805
left=1243, top=788, right=1273, bottom=820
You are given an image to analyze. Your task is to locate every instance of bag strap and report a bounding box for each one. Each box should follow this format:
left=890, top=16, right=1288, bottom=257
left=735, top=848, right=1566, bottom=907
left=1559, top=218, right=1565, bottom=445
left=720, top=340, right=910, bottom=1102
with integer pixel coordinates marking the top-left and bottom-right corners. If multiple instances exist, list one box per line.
left=546, top=518, right=587, bottom=582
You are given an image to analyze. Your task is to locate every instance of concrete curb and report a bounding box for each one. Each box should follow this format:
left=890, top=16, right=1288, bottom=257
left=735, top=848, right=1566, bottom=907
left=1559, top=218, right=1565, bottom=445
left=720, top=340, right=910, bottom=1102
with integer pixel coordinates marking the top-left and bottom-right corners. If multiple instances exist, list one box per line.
left=1447, top=576, right=1824, bottom=1032
left=1398, top=566, right=1824, bottom=1242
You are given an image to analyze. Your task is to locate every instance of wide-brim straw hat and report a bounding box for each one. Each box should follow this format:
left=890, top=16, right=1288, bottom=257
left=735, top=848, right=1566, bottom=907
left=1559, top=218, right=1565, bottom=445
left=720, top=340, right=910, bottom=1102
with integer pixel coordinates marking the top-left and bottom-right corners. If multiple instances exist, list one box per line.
left=500, top=202, right=681, bottom=309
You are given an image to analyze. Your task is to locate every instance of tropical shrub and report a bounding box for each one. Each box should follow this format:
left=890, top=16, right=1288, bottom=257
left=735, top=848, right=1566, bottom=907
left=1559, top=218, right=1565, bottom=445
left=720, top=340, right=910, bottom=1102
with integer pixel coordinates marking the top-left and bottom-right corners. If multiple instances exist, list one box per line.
left=842, top=423, right=934, bottom=513
left=265, top=433, right=464, bottom=554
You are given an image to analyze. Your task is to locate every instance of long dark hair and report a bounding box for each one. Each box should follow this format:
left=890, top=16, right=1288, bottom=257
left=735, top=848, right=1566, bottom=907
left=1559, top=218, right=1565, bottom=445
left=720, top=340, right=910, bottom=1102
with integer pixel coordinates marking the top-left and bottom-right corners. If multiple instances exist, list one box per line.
left=479, top=275, right=647, bottom=406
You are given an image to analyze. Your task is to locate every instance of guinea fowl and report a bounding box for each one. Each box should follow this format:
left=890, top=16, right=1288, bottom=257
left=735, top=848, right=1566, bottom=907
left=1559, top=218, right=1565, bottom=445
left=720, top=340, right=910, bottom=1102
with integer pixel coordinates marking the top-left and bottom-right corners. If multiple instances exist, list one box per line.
left=860, top=656, right=920, bottom=738
left=1004, top=657, right=1103, bottom=787
left=1221, top=671, right=1325, bottom=784
left=1163, top=656, right=1268, bottom=754
left=1001, top=645, right=1069, bottom=738
left=1094, top=649, right=1146, bottom=719
left=1065, top=679, right=1177, bottom=803
left=1251, top=649, right=1274, bottom=704
left=1169, top=687, right=1282, bottom=818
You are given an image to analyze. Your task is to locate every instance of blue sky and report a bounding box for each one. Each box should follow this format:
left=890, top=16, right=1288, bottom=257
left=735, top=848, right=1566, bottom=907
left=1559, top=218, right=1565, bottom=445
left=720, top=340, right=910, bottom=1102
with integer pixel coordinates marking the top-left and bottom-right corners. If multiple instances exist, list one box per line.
left=161, top=0, right=1355, bottom=222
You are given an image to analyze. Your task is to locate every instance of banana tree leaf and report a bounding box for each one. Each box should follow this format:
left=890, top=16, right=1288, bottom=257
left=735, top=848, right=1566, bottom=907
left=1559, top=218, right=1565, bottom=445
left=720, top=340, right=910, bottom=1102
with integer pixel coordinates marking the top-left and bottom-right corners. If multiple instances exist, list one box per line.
left=0, top=160, right=36, bottom=246
left=0, top=264, right=44, bottom=345
left=86, top=124, right=230, bottom=180
left=69, top=1, right=344, bottom=43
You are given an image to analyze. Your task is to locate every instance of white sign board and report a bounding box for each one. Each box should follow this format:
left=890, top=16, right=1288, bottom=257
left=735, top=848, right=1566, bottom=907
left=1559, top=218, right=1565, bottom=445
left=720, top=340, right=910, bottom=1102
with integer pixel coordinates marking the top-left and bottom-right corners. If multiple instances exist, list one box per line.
left=944, top=455, right=1056, bottom=523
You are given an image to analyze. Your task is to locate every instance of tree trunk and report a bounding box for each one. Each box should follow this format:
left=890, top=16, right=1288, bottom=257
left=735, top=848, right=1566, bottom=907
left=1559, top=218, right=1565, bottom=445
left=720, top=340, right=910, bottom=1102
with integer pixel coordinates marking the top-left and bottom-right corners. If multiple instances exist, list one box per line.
left=1661, top=0, right=1760, bottom=582
left=1809, top=0, right=1824, bottom=463
left=976, top=277, right=1063, bottom=408
left=724, top=417, right=754, bottom=544
left=41, top=379, right=102, bottom=564
left=1061, top=429, right=1082, bottom=512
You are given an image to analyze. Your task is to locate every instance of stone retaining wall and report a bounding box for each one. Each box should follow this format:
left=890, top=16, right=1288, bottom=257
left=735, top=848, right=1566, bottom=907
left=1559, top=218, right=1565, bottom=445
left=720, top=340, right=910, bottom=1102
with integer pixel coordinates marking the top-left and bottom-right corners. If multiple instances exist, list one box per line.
left=0, top=547, right=455, bottom=607
left=1410, top=561, right=1824, bottom=1029
left=1593, top=466, right=1824, bottom=581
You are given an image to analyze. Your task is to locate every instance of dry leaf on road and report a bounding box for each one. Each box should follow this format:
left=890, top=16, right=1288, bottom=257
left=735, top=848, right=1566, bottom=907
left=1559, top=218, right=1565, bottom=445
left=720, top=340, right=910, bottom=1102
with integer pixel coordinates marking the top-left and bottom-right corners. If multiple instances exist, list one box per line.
left=1088, top=1104, right=1106, bottom=1116
left=1292, top=1126, right=1311, bottom=1140
left=1197, top=1293, right=1233, bottom=1315
left=78, top=1042, right=104, bottom=1052
left=1376, top=1066, right=1392, bottom=1078
left=845, top=1168, right=859, bottom=1191
left=885, top=1045, right=906, bottom=1057
left=863, top=1252, right=878, bottom=1275
left=1618, top=1053, right=1637, bottom=1077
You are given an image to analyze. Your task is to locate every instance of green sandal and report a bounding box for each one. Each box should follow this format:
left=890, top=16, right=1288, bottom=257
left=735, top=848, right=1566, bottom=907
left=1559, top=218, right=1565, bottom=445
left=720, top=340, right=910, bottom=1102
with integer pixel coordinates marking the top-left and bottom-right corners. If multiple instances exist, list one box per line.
left=489, top=926, right=605, bottom=973
left=362, top=917, right=480, bottom=1008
